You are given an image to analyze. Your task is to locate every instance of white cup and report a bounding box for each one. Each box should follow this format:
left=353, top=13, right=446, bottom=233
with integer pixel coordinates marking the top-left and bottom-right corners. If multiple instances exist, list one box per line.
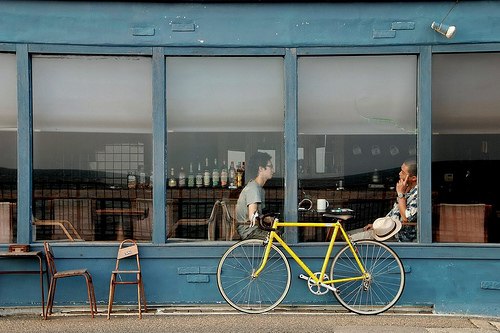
left=317, top=199, right=330, bottom=212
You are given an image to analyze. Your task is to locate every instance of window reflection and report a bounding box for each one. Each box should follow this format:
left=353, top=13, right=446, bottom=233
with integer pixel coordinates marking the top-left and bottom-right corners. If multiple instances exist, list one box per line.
left=32, top=55, right=153, bottom=242
left=298, top=55, right=418, bottom=242
left=166, top=57, right=285, bottom=241
left=432, top=53, right=500, bottom=243
left=0, top=53, right=17, bottom=244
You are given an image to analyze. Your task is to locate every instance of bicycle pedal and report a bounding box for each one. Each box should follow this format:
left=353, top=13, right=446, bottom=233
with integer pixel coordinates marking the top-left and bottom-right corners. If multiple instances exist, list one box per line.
left=298, top=274, right=309, bottom=281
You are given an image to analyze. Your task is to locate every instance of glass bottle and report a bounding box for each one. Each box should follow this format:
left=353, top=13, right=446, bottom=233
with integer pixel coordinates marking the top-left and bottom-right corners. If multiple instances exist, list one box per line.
left=187, top=162, right=195, bottom=188
left=168, top=168, right=177, bottom=187
left=203, top=157, right=211, bottom=187
left=127, top=170, right=137, bottom=189
left=220, top=160, right=228, bottom=188
left=178, top=166, right=186, bottom=188
left=228, top=161, right=236, bottom=189
left=196, top=162, right=203, bottom=188
left=241, top=161, right=246, bottom=186
left=372, top=169, right=380, bottom=184
left=236, top=162, right=243, bottom=188
left=138, top=165, right=146, bottom=188
left=212, top=158, right=220, bottom=188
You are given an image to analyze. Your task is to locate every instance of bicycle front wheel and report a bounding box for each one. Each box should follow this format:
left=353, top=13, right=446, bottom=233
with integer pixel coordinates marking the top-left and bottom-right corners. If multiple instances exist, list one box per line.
left=217, top=239, right=291, bottom=314
left=330, top=240, right=405, bottom=315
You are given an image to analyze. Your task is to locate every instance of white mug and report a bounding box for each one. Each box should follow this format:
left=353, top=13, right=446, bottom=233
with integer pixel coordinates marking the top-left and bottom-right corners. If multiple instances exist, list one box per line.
left=317, top=199, right=330, bottom=212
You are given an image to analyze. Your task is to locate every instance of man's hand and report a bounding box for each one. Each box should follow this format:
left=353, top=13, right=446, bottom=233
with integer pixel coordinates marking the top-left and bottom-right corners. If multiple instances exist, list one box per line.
left=363, top=223, right=373, bottom=231
left=396, top=174, right=409, bottom=195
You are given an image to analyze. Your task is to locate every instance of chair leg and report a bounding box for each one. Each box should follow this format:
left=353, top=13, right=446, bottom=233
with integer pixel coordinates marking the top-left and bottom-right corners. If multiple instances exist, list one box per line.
left=137, top=282, right=142, bottom=319
left=140, top=278, right=147, bottom=312
left=45, top=278, right=57, bottom=318
left=84, top=273, right=95, bottom=318
left=107, top=274, right=116, bottom=319
left=90, top=277, right=97, bottom=314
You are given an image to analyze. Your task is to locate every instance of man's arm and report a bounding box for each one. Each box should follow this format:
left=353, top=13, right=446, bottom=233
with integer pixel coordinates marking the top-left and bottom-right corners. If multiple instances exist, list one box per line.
left=398, top=188, right=418, bottom=223
left=397, top=197, right=409, bottom=223
left=247, top=203, right=258, bottom=222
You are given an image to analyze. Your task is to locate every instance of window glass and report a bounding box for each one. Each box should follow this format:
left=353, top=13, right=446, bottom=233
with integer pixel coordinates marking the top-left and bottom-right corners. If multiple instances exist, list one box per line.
left=32, top=55, right=153, bottom=242
left=0, top=53, right=17, bottom=244
left=432, top=52, right=500, bottom=244
left=166, top=57, right=284, bottom=241
left=298, top=55, right=418, bottom=242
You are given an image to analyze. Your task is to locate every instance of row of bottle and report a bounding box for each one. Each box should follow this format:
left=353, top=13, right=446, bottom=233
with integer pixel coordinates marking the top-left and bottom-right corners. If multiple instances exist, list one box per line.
left=168, top=158, right=245, bottom=189
left=127, top=166, right=152, bottom=189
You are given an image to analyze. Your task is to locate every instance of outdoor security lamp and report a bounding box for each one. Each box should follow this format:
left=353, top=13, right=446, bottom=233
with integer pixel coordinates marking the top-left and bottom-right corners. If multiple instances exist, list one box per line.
left=431, top=21, right=456, bottom=39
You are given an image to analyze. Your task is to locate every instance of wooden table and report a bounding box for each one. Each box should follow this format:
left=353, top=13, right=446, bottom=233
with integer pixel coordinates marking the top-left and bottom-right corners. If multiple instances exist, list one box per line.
left=0, top=251, right=48, bottom=317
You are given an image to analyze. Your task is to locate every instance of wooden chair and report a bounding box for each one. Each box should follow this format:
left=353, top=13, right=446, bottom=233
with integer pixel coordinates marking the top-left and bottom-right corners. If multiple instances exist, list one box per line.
left=0, top=202, right=13, bottom=243
left=43, top=242, right=97, bottom=319
left=131, top=198, right=152, bottom=241
left=33, top=219, right=84, bottom=241
left=434, top=203, right=490, bottom=243
left=107, top=239, right=147, bottom=319
left=209, top=200, right=240, bottom=241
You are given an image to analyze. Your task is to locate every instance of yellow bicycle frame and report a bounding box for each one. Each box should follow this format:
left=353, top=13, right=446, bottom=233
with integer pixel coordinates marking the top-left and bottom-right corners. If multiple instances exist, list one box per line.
left=253, top=218, right=368, bottom=286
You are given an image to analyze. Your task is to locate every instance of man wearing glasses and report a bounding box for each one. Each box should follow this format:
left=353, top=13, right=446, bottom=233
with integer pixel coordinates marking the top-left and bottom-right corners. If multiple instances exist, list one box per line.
left=235, top=152, right=274, bottom=240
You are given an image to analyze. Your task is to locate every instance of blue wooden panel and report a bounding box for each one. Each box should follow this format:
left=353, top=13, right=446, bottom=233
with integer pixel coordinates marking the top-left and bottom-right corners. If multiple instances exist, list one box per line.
left=284, top=48, right=298, bottom=243
left=0, top=243, right=499, bottom=316
left=164, top=47, right=285, bottom=56
left=152, top=47, right=167, bottom=244
left=297, top=45, right=421, bottom=55
left=2, top=0, right=500, bottom=317
left=418, top=46, right=433, bottom=244
left=0, top=43, right=15, bottom=52
left=16, top=44, right=32, bottom=244
left=131, top=27, right=156, bottom=36
left=28, top=44, right=152, bottom=55
left=1, top=2, right=500, bottom=47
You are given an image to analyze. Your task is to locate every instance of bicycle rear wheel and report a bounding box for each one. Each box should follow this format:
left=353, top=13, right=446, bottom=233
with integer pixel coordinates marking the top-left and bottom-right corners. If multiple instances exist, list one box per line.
left=217, top=239, right=291, bottom=314
left=330, top=240, right=405, bottom=315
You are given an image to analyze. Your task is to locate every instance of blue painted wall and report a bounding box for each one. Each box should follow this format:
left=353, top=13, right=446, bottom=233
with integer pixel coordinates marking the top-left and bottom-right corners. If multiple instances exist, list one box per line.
left=1, top=1, right=500, bottom=47
left=1, top=1, right=500, bottom=317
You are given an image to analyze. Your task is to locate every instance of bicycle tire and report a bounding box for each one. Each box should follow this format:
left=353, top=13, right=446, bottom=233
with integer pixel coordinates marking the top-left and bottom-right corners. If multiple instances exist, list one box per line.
left=217, top=239, right=291, bottom=314
left=330, top=240, right=405, bottom=315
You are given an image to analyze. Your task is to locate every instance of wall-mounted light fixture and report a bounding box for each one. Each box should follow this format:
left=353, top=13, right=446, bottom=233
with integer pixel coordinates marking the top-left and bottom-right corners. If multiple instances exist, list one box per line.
left=431, top=0, right=458, bottom=39
left=431, top=22, right=456, bottom=39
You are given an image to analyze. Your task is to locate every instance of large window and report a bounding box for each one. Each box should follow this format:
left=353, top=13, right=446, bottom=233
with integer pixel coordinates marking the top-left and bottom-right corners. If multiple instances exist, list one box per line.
left=32, top=55, right=153, bottom=242
left=432, top=52, right=500, bottom=244
left=0, top=53, right=17, bottom=244
left=166, top=57, right=285, bottom=241
left=298, top=55, right=418, bottom=242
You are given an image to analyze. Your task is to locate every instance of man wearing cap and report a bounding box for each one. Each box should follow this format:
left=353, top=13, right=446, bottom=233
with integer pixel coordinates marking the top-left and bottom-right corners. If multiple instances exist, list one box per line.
left=350, top=158, right=418, bottom=242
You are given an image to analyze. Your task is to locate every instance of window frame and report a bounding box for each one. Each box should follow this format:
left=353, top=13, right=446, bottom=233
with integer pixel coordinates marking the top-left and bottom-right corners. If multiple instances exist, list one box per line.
left=14, top=42, right=500, bottom=246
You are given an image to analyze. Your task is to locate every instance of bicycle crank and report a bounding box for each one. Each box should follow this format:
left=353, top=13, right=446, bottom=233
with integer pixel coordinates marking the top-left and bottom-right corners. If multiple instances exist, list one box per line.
left=299, top=273, right=337, bottom=295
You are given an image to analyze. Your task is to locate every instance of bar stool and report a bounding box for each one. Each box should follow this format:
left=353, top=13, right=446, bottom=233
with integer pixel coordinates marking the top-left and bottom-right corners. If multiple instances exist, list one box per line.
left=107, top=239, right=147, bottom=319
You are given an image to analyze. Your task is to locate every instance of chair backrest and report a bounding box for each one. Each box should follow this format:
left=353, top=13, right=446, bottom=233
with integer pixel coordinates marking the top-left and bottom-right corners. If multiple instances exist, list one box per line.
left=436, top=203, right=488, bottom=242
left=221, top=200, right=239, bottom=241
left=43, top=242, right=58, bottom=276
left=0, top=202, right=13, bottom=243
left=115, top=239, right=141, bottom=271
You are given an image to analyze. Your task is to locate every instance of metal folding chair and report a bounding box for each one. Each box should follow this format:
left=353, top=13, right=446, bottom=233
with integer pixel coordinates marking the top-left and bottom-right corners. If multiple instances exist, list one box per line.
left=43, top=242, right=97, bottom=319
left=107, top=239, right=147, bottom=319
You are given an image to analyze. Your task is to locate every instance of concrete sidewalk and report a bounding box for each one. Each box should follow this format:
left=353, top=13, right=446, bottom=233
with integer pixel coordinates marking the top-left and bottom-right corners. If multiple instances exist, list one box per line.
left=1, top=305, right=499, bottom=333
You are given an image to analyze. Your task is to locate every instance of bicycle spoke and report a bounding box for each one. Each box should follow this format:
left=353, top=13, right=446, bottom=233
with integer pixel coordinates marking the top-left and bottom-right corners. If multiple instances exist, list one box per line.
left=217, top=239, right=291, bottom=314
left=331, top=240, right=405, bottom=315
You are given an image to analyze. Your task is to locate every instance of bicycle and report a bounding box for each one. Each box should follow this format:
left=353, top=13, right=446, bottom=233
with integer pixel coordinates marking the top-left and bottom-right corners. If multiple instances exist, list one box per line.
left=216, top=208, right=405, bottom=315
